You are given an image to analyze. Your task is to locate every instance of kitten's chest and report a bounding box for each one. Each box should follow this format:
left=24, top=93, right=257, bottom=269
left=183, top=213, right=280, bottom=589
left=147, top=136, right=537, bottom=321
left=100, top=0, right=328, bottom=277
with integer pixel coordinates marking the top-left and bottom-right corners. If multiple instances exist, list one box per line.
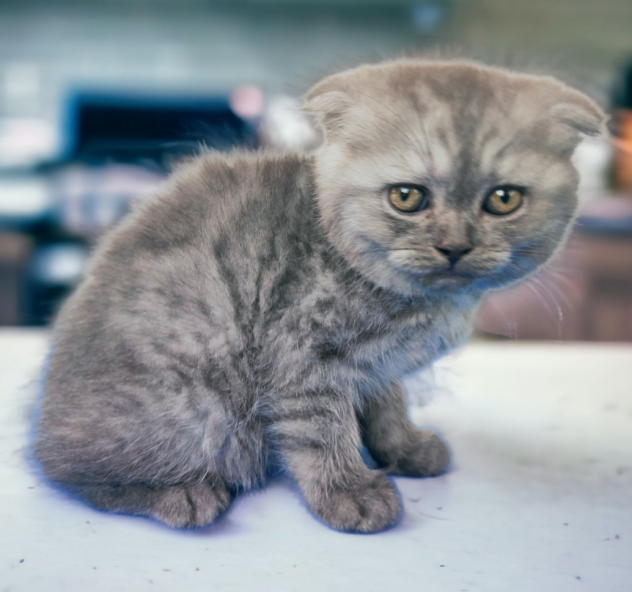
left=337, top=297, right=475, bottom=385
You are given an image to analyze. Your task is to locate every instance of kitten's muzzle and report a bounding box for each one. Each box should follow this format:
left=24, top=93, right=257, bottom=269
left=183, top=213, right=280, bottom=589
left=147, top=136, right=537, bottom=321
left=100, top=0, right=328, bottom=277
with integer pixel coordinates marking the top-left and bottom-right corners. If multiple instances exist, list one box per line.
left=433, top=246, right=473, bottom=266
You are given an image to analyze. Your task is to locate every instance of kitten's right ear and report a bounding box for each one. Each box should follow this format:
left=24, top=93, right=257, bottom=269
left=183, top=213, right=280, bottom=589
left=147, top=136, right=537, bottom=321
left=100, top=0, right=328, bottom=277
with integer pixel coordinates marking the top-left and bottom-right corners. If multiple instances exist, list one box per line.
left=301, top=89, right=353, bottom=140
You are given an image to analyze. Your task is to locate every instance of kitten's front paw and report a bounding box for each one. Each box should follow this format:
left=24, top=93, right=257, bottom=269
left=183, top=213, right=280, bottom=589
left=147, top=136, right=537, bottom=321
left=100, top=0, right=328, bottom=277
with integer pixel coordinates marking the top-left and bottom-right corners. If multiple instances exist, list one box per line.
left=390, top=430, right=451, bottom=477
left=308, top=472, right=401, bottom=533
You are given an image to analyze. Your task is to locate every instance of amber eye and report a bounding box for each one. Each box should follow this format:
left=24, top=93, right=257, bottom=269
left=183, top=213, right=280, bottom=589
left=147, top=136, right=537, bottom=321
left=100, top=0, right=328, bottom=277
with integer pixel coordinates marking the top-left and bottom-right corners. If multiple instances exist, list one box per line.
left=483, top=187, right=523, bottom=215
left=389, top=185, right=428, bottom=213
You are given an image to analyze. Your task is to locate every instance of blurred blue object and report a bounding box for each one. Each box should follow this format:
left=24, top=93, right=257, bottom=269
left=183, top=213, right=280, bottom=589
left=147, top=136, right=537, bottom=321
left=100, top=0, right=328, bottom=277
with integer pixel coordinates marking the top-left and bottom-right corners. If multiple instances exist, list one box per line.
left=49, top=164, right=164, bottom=236
left=411, top=2, right=446, bottom=34
left=21, top=243, right=89, bottom=325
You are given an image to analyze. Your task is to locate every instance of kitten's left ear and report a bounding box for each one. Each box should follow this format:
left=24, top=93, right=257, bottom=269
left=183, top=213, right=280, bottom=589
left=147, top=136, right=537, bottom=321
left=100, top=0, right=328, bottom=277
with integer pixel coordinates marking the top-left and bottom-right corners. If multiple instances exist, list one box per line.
left=550, top=90, right=608, bottom=149
left=552, top=101, right=607, bottom=137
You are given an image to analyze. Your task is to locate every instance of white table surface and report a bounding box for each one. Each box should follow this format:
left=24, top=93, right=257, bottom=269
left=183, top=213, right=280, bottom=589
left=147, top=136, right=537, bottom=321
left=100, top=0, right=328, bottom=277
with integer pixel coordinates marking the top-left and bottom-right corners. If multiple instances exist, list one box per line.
left=1, top=330, right=631, bottom=592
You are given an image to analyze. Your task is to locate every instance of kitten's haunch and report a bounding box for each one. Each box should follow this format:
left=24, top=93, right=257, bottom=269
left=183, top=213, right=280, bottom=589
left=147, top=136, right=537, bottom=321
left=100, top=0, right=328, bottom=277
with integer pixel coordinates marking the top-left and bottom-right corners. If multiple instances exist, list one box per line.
left=32, top=57, right=605, bottom=532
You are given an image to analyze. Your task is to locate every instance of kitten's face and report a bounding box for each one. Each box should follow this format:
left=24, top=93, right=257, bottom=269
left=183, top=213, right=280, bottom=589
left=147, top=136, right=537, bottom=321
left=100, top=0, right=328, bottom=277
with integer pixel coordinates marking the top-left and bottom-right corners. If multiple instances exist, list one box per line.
left=306, top=60, right=606, bottom=298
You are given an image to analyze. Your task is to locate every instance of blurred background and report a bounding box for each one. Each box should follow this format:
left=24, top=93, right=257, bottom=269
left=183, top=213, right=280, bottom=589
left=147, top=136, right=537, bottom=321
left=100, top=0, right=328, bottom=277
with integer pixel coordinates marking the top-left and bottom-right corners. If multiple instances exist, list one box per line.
left=0, top=0, right=631, bottom=340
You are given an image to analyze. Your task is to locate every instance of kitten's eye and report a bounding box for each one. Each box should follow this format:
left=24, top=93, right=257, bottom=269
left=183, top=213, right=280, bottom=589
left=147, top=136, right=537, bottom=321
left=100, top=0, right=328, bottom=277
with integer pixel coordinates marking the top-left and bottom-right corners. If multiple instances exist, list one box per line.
left=389, top=185, right=428, bottom=213
left=483, top=187, right=523, bottom=216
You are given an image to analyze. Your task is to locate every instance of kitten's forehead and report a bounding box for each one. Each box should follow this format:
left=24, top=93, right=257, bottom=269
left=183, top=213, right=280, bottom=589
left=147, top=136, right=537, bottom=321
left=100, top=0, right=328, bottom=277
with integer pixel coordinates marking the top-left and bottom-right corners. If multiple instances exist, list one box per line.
left=346, top=60, right=552, bottom=117
left=308, top=58, right=605, bottom=200
left=358, top=63, right=551, bottom=179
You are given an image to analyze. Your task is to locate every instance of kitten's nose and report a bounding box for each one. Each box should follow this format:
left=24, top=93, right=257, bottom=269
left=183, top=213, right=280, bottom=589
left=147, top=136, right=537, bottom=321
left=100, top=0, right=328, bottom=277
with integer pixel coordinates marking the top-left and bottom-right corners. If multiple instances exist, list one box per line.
left=434, top=245, right=473, bottom=265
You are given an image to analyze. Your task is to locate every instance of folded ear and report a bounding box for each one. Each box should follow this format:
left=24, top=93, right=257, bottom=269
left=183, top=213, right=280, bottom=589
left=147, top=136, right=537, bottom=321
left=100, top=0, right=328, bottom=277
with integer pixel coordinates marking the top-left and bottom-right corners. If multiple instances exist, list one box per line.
left=549, top=91, right=608, bottom=152
left=552, top=100, right=607, bottom=137
left=302, top=88, right=353, bottom=140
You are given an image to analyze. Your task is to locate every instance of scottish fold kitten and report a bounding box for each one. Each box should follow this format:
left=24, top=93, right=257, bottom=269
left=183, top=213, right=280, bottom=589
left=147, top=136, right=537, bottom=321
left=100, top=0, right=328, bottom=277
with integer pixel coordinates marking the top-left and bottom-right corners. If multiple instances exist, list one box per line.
left=33, top=58, right=605, bottom=533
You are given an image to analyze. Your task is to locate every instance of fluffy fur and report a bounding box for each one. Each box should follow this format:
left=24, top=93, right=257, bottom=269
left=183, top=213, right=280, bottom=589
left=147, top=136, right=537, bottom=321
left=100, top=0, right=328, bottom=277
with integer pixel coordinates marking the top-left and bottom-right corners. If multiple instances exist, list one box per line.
left=33, top=57, right=605, bottom=532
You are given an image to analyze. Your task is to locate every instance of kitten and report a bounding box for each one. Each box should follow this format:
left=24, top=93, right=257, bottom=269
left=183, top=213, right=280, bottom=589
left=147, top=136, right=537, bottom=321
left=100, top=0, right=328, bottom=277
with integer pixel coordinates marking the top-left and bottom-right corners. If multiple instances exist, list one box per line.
left=33, top=57, right=605, bottom=533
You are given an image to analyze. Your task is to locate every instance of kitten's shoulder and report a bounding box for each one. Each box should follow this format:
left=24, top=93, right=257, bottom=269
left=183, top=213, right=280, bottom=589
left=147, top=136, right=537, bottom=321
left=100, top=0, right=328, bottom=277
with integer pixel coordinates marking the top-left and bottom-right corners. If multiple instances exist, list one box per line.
left=90, top=150, right=314, bottom=264
left=140, top=149, right=313, bottom=229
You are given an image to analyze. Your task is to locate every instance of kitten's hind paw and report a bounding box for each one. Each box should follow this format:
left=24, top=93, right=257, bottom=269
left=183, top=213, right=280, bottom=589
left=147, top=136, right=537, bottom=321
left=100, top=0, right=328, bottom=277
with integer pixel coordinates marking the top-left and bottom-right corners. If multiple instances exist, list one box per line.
left=151, top=481, right=231, bottom=529
left=388, top=430, right=451, bottom=477
left=308, top=472, right=401, bottom=533
left=74, top=479, right=231, bottom=529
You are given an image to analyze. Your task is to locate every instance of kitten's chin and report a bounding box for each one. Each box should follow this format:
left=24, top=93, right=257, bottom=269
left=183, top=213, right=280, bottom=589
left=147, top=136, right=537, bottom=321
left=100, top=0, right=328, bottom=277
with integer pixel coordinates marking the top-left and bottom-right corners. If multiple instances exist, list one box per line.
left=385, top=254, right=477, bottom=291
left=384, top=264, right=485, bottom=298
left=424, top=272, right=477, bottom=289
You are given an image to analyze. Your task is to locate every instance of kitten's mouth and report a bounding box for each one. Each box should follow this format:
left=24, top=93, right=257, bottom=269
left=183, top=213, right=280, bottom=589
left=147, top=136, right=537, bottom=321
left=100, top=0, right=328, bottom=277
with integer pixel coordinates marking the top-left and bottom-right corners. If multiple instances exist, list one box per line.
left=441, top=267, right=464, bottom=276
left=430, top=268, right=477, bottom=282
left=401, top=265, right=478, bottom=286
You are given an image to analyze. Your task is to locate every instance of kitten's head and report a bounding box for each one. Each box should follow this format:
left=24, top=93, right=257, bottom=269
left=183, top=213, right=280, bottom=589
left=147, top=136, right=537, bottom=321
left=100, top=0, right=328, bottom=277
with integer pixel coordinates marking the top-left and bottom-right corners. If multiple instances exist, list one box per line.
left=304, top=58, right=606, bottom=298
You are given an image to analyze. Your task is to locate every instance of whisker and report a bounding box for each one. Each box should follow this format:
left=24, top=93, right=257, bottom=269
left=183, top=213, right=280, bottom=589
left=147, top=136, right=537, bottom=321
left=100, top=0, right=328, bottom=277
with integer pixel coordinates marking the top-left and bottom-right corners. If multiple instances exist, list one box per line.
left=483, top=295, right=518, bottom=339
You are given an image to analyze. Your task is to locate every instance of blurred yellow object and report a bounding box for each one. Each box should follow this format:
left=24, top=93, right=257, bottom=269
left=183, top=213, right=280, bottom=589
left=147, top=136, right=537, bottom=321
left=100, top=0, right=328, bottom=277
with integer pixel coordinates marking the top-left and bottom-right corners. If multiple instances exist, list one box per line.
left=614, top=110, right=632, bottom=192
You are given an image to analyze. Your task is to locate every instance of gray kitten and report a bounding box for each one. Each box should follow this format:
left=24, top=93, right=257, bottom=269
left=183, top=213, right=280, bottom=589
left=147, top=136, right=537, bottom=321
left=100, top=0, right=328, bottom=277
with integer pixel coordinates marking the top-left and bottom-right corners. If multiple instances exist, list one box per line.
left=33, top=58, right=605, bottom=533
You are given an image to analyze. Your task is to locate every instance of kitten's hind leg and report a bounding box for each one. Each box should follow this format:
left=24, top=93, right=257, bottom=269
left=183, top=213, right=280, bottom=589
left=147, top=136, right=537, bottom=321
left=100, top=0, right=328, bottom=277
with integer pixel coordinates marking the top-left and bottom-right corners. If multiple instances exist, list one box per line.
left=359, top=381, right=450, bottom=477
left=67, top=478, right=231, bottom=529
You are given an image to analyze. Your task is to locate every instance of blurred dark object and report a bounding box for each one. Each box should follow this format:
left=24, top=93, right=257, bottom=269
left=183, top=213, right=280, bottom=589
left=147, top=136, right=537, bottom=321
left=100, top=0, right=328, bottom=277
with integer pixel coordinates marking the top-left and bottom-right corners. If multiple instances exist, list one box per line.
left=62, top=92, right=258, bottom=168
left=0, top=233, right=32, bottom=325
left=477, top=197, right=632, bottom=342
left=20, top=242, right=88, bottom=326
